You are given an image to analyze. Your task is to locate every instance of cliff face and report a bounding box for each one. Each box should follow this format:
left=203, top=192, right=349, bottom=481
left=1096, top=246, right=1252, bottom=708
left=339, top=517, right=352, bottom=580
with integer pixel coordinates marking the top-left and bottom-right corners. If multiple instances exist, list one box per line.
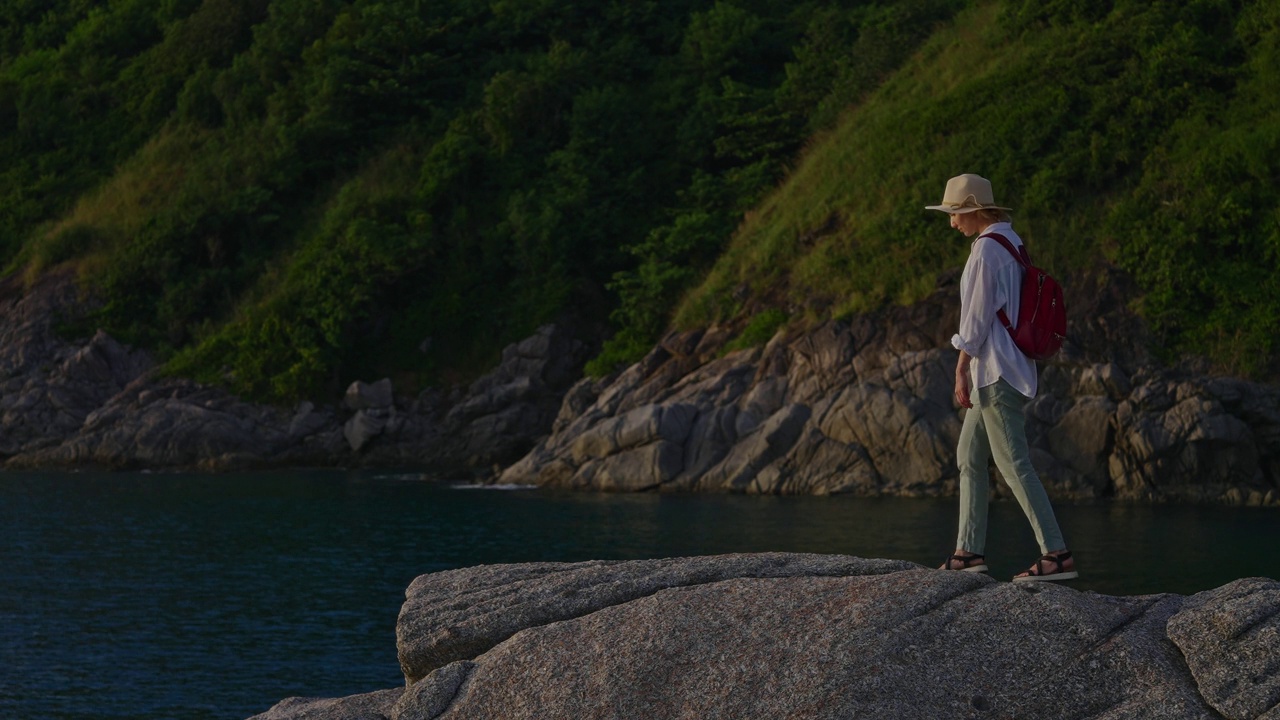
left=249, top=553, right=1280, bottom=720
left=5, top=266, right=1280, bottom=508
left=501, top=270, right=1280, bottom=505
left=0, top=271, right=588, bottom=473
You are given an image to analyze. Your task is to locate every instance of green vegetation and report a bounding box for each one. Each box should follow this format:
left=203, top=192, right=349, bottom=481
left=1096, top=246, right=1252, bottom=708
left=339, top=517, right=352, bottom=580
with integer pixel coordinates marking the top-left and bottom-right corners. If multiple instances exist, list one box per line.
left=679, top=0, right=1280, bottom=378
left=2, top=0, right=1279, bottom=401
left=721, top=308, right=789, bottom=355
left=1, top=0, right=956, bottom=398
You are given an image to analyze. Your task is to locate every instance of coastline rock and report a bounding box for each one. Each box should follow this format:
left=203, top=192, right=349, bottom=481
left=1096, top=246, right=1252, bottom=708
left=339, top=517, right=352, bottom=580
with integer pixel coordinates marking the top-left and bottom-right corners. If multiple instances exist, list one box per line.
left=1167, top=577, right=1280, bottom=719
left=395, top=553, right=913, bottom=683
left=437, top=323, right=590, bottom=468
left=3, top=265, right=1280, bottom=504
left=250, top=553, right=1280, bottom=720
left=249, top=689, right=404, bottom=720
left=5, top=377, right=293, bottom=470
left=345, top=379, right=394, bottom=411
left=0, top=270, right=589, bottom=472
left=501, top=278, right=1280, bottom=504
left=345, top=408, right=392, bottom=453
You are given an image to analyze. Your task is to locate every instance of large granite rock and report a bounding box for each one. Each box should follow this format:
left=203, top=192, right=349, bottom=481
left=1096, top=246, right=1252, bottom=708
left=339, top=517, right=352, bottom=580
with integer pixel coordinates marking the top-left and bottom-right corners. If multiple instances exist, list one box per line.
left=250, top=554, right=1280, bottom=720
left=249, top=689, right=405, bottom=720
left=1167, top=577, right=1280, bottom=719
left=395, top=553, right=912, bottom=683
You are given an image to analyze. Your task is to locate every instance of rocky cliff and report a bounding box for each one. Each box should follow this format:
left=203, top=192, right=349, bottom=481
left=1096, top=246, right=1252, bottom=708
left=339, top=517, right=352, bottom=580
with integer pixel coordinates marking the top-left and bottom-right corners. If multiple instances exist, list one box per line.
left=500, top=270, right=1280, bottom=505
left=248, top=553, right=1280, bottom=720
left=0, top=271, right=588, bottom=473
left=4, top=267, right=1280, bottom=507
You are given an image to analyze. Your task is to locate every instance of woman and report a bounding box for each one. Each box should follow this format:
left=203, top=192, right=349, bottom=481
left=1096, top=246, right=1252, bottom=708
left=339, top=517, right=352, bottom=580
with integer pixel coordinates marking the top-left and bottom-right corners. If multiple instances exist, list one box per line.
left=925, top=174, right=1077, bottom=583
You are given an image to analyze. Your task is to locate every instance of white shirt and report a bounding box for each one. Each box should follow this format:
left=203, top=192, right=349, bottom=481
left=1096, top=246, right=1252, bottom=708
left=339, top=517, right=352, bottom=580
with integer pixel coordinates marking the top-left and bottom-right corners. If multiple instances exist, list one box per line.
left=950, top=222, right=1038, bottom=398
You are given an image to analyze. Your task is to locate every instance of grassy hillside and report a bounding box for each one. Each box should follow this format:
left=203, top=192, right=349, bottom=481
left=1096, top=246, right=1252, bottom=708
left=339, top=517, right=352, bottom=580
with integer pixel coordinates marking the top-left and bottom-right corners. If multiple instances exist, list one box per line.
left=0, top=0, right=955, bottom=401
left=2, top=0, right=1278, bottom=403
left=678, top=0, right=1280, bottom=379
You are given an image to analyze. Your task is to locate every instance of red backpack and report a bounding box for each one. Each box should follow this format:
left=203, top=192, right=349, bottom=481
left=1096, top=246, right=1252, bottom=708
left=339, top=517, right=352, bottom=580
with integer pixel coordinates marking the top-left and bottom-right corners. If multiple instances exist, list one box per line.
left=981, top=232, right=1066, bottom=360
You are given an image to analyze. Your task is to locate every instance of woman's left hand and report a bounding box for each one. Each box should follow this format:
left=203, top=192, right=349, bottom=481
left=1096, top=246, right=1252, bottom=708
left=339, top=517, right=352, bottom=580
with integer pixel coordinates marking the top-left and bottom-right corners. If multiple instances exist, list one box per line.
left=954, top=360, right=973, bottom=409
left=954, top=373, right=972, bottom=409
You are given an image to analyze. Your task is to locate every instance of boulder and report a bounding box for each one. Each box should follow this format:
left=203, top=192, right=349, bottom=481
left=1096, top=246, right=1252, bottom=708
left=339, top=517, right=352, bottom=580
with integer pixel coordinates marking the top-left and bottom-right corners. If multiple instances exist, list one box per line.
left=253, top=554, right=1280, bottom=720
left=568, top=404, right=697, bottom=464
left=345, top=379, right=394, bottom=411
left=552, top=377, right=602, bottom=433
left=1075, top=362, right=1132, bottom=399
left=675, top=405, right=740, bottom=482
left=695, top=403, right=811, bottom=491
left=288, top=401, right=330, bottom=439
left=753, top=427, right=880, bottom=495
left=248, top=689, right=404, bottom=720
left=345, top=408, right=391, bottom=452
left=1167, top=577, right=1280, bottom=720
left=824, top=385, right=953, bottom=486
left=573, top=440, right=684, bottom=491
left=1048, top=395, right=1116, bottom=479
left=394, top=553, right=912, bottom=684
left=415, top=572, right=1204, bottom=720
left=5, top=379, right=293, bottom=470
left=56, top=329, right=152, bottom=389
left=1110, top=388, right=1264, bottom=501
left=438, top=323, right=593, bottom=469
left=501, top=341, right=969, bottom=496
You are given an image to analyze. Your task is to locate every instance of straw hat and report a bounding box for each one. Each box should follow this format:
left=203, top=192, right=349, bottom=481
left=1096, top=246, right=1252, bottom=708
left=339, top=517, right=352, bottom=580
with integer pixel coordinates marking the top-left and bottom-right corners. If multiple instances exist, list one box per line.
left=924, top=174, right=1012, bottom=214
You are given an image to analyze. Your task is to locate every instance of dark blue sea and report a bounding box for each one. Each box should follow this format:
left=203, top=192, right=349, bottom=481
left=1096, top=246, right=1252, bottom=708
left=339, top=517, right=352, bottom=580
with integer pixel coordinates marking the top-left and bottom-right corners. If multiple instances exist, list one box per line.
left=1, top=470, right=1277, bottom=719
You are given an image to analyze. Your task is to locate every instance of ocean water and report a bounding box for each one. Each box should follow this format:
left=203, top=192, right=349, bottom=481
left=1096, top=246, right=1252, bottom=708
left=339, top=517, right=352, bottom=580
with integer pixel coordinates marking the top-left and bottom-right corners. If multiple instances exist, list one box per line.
left=1, top=470, right=1276, bottom=719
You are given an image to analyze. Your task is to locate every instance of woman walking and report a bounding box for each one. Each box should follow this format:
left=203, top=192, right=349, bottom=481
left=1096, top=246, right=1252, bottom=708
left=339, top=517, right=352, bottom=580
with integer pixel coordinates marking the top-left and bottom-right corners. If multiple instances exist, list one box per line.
left=925, top=174, right=1077, bottom=582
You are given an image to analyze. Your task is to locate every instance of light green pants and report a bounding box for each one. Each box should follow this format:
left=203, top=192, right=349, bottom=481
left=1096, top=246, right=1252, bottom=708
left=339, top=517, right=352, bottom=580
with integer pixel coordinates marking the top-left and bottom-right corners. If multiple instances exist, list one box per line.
left=956, top=378, right=1066, bottom=555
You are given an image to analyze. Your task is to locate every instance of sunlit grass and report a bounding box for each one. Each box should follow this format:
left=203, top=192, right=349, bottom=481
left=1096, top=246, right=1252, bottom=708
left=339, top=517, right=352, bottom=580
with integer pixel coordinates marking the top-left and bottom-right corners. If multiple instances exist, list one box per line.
left=22, top=126, right=210, bottom=284
left=675, top=3, right=1011, bottom=324
left=674, top=1, right=1126, bottom=333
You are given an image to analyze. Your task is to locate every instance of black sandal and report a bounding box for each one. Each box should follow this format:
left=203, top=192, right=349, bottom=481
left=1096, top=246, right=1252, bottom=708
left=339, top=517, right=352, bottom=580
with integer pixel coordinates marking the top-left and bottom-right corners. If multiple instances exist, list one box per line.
left=1012, top=551, right=1078, bottom=583
left=940, top=552, right=988, bottom=573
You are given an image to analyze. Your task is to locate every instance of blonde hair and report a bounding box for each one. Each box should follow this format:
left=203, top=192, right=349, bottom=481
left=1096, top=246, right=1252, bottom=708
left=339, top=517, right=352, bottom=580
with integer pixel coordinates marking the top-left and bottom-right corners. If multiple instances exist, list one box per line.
left=972, top=208, right=1011, bottom=225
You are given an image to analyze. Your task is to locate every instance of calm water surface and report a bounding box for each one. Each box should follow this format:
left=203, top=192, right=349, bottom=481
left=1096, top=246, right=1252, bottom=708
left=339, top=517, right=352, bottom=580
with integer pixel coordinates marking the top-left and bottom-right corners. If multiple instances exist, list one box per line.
left=2, top=470, right=1277, bottom=719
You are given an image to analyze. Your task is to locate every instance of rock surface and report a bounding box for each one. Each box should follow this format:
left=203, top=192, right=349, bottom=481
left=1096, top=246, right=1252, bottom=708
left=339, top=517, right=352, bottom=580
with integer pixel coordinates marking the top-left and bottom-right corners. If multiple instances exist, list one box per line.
left=501, top=272, right=1280, bottom=504
left=395, top=554, right=912, bottom=684
left=3, top=265, right=1280, bottom=505
left=248, top=690, right=405, bottom=720
left=1167, top=577, right=1280, bottom=719
left=249, top=553, right=1280, bottom=720
left=0, top=271, right=588, bottom=472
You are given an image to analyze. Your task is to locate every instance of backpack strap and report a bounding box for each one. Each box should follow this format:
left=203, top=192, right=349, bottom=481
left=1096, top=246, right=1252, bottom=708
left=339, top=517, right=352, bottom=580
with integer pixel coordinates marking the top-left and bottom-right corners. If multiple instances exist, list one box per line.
left=978, top=232, right=1029, bottom=331
left=979, top=232, right=1031, bottom=267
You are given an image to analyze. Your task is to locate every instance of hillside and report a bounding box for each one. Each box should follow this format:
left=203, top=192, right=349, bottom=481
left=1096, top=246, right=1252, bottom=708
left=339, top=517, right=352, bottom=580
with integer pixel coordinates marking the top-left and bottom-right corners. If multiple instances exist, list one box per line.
left=2, top=0, right=1278, bottom=405
left=678, top=0, right=1280, bottom=380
